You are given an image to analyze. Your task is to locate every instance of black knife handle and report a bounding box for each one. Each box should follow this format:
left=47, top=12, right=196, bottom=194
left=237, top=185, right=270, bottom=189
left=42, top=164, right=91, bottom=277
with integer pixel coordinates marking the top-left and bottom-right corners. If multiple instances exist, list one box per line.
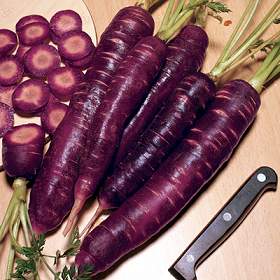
left=169, top=166, right=277, bottom=280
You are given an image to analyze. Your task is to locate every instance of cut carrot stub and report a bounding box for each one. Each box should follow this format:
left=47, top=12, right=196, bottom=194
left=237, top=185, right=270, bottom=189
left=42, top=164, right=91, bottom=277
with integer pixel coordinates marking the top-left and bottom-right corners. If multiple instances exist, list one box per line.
left=0, top=85, right=16, bottom=107
left=16, top=15, right=49, bottom=32
left=0, top=56, right=24, bottom=86
left=12, top=79, right=50, bottom=115
left=47, top=66, right=84, bottom=101
left=58, top=31, right=94, bottom=61
left=0, top=102, right=14, bottom=137
left=24, top=45, right=61, bottom=78
left=41, top=102, right=68, bottom=135
left=16, top=45, right=31, bottom=62
left=50, top=10, right=82, bottom=38
left=17, top=22, right=50, bottom=46
left=0, top=29, right=18, bottom=57
left=2, top=123, right=45, bottom=178
left=64, top=49, right=94, bottom=70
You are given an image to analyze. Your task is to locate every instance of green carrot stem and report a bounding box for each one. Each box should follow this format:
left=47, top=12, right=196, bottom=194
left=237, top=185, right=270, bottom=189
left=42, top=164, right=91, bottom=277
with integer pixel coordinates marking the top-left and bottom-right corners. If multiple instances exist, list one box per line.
left=236, top=0, right=280, bottom=53
left=9, top=205, right=22, bottom=252
left=41, top=255, right=57, bottom=277
left=158, top=9, right=193, bottom=41
left=13, top=178, right=28, bottom=202
left=20, top=203, right=31, bottom=247
left=267, top=64, right=280, bottom=82
left=158, top=0, right=210, bottom=40
left=215, top=31, right=280, bottom=80
left=6, top=217, right=20, bottom=280
left=210, top=1, right=280, bottom=79
left=166, top=0, right=186, bottom=29
left=158, top=0, right=175, bottom=32
left=214, top=0, right=261, bottom=66
left=194, top=5, right=207, bottom=28
left=135, top=0, right=166, bottom=11
left=250, top=42, right=280, bottom=93
left=0, top=196, right=17, bottom=242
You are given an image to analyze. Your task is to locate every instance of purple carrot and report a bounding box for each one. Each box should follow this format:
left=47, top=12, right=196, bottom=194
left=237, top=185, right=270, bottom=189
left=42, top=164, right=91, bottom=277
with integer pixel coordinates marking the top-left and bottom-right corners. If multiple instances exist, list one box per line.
left=28, top=6, right=155, bottom=234
left=115, top=24, right=208, bottom=163
left=64, top=1, right=207, bottom=235
left=64, top=36, right=166, bottom=235
left=76, top=79, right=261, bottom=275
left=81, top=73, right=215, bottom=234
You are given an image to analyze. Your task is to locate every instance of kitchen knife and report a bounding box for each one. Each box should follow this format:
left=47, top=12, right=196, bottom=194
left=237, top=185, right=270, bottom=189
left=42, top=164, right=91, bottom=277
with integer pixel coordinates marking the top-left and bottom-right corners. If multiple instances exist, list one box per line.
left=169, top=166, right=277, bottom=280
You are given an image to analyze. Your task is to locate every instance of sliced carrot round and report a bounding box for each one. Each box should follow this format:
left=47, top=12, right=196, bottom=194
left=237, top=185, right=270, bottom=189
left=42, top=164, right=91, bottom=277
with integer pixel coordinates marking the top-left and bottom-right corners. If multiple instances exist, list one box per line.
left=50, top=10, right=82, bottom=38
left=24, top=45, right=61, bottom=78
left=12, top=79, right=50, bottom=115
left=58, top=31, right=94, bottom=61
left=18, top=22, right=50, bottom=46
left=47, top=66, right=84, bottom=101
left=0, top=56, right=23, bottom=86
left=41, top=102, right=68, bottom=135
left=0, top=29, right=18, bottom=57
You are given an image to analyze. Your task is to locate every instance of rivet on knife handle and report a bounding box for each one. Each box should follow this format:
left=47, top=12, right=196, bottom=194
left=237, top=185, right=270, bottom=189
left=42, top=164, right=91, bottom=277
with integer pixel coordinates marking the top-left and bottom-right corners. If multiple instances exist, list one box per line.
left=169, top=166, right=278, bottom=280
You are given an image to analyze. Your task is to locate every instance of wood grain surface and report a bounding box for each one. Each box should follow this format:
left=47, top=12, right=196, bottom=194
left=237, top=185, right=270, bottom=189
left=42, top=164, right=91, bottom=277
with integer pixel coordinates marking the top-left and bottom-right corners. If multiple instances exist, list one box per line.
left=1, top=0, right=280, bottom=279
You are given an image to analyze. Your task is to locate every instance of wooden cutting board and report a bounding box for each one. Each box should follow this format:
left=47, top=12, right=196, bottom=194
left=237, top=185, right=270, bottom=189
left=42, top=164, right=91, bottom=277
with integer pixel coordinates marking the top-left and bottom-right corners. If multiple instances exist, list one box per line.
left=1, top=0, right=280, bottom=279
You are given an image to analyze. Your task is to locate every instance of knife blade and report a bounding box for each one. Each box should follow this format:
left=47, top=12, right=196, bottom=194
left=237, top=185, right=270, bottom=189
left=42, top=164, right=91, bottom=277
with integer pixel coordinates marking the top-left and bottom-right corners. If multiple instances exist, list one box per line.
left=169, top=166, right=277, bottom=280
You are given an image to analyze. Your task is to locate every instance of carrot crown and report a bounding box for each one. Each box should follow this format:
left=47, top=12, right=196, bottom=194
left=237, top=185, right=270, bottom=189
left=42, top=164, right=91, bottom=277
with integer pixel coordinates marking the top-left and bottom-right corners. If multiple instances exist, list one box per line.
left=210, top=0, right=280, bottom=83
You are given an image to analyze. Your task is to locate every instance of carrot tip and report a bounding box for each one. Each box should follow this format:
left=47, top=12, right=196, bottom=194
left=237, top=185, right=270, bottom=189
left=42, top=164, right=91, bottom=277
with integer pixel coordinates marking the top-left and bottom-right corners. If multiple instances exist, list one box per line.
left=80, top=206, right=103, bottom=238
left=63, top=198, right=84, bottom=237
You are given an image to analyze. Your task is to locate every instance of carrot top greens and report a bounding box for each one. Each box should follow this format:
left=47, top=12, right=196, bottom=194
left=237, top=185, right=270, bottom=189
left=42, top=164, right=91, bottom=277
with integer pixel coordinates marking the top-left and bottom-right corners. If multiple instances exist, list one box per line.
left=210, top=0, right=280, bottom=82
left=250, top=41, right=280, bottom=93
left=157, top=0, right=230, bottom=41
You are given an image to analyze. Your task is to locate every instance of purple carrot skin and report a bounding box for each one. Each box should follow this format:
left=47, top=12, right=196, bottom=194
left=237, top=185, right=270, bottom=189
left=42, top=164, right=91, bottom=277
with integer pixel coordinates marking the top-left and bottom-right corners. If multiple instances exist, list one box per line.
left=50, top=10, right=82, bottom=38
left=16, top=45, right=31, bottom=63
left=0, top=102, right=14, bottom=137
left=58, top=31, right=94, bottom=61
left=115, top=24, right=208, bottom=164
left=66, top=37, right=166, bottom=234
left=0, top=29, right=17, bottom=57
left=12, top=79, right=51, bottom=115
left=47, top=66, right=84, bottom=101
left=2, top=124, right=45, bottom=178
left=0, top=85, right=16, bottom=107
left=16, top=15, right=49, bottom=32
left=40, top=102, right=68, bottom=135
left=29, top=6, right=155, bottom=234
left=24, top=45, right=61, bottom=78
left=0, top=56, right=24, bottom=86
left=76, top=80, right=261, bottom=274
left=98, top=73, right=215, bottom=213
left=17, top=22, right=50, bottom=46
